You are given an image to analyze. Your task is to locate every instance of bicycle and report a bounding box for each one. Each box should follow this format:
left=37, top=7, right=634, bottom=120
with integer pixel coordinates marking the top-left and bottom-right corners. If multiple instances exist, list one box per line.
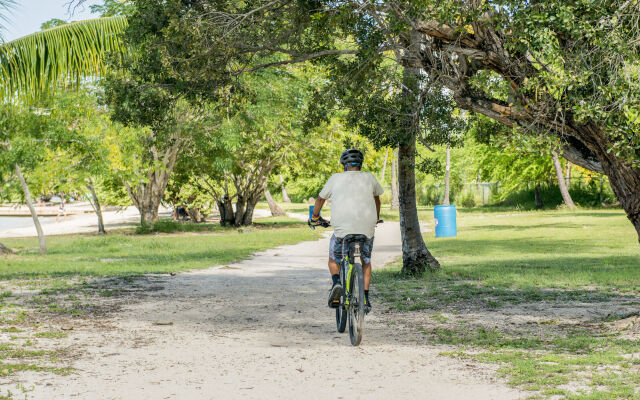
left=309, top=218, right=382, bottom=346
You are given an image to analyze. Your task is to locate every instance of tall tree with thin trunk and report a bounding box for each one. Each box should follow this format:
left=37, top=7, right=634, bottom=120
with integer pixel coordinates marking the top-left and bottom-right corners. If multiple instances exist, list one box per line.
left=15, top=164, right=46, bottom=254
left=390, top=150, right=399, bottom=211
left=86, top=178, right=105, bottom=234
left=264, top=188, right=286, bottom=216
left=551, top=150, right=576, bottom=209
left=379, top=149, right=389, bottom=183
left=279, top=173, right=291, bottom=203
left=534, top=184, right=544, bottom=209
left=566, top=162, right=572, bottom=188
left=443, top=143, right=451, bottom=206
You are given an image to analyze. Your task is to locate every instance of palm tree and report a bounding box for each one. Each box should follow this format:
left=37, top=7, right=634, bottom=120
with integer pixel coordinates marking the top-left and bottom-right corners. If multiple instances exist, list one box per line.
left=0, top=11, right=127, bottom=254
left=0, top=15, right=127, bottom=102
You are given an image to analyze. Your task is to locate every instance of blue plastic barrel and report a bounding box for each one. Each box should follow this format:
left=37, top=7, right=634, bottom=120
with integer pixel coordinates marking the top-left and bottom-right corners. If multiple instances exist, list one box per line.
left=434, top=205, right=457, bottom=237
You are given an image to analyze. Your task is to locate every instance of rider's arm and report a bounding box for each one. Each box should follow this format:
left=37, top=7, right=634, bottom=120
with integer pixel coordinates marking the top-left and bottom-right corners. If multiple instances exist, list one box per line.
left=374, top=195, right=381, bottom=219
left=312, top=197, right=326, bottom=219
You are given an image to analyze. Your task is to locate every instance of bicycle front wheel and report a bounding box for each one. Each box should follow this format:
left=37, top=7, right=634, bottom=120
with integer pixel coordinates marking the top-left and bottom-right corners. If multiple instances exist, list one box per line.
left=348, top=262, right=365, bottom=346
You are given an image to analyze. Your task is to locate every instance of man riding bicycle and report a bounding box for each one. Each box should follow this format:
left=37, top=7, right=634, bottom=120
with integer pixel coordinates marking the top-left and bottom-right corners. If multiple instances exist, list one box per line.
left=309, top=149, right=384, bottom=313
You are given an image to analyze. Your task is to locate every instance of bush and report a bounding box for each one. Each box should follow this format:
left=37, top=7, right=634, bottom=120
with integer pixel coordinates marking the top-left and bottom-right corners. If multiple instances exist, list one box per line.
left=459, top=191, right=477, bottom=208
left=496, top=181, right=616, bottom=210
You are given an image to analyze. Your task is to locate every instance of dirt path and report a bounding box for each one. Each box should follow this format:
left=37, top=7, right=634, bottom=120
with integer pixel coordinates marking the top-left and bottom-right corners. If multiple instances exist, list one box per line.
left=21, top=222, right=522, bottom=399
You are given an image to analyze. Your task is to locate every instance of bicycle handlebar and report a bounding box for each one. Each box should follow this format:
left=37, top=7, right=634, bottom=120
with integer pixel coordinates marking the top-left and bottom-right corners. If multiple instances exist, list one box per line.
left=308, top=219, right=383, bottom=230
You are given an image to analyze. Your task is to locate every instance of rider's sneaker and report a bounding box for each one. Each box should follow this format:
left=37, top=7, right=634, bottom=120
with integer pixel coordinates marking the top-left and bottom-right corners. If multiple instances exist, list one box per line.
left=364, top=298, right=372, bottom=314
left=328, top=282, right=343, bottom=308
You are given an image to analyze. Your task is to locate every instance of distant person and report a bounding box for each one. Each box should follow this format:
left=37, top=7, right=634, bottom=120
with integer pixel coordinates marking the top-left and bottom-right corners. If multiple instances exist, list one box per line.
left=56, top=202, right=67, bottom=222
left=308, top=149, right=383, bottom=313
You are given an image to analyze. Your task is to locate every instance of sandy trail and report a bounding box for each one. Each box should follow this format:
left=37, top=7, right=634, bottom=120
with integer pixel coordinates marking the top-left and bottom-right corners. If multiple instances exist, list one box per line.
left=24, top=222, right=522, bottom=399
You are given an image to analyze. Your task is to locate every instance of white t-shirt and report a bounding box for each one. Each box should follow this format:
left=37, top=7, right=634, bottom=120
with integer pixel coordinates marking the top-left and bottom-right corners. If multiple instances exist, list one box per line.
left=319, top=171, right=384, bottom=239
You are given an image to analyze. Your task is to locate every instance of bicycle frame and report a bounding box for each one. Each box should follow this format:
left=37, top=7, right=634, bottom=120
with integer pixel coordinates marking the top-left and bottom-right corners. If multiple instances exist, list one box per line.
left=342, top=242, right=362, bottom=310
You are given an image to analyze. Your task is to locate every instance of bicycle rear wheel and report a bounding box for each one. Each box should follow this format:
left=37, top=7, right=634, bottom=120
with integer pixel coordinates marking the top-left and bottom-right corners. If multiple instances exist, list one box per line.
left=348, top=262, right=365, bottom=346
left=335, top=260, right=347, bottom=333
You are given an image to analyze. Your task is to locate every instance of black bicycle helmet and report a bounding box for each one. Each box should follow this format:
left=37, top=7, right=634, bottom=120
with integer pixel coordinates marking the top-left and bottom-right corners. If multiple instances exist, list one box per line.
left=340, top=149, right=364, bottom=166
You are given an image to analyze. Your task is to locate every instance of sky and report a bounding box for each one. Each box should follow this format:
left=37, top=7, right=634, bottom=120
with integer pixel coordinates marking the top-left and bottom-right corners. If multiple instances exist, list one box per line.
left=3, top=0, right=103, bottom=42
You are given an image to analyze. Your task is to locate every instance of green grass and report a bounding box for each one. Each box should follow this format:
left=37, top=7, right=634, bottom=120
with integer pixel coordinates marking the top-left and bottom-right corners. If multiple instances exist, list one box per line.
left=0, top=217, right=320, bottom=278
left=135, top=215, right=304, bottom=234
left=373, top=209, right=640, bottom=399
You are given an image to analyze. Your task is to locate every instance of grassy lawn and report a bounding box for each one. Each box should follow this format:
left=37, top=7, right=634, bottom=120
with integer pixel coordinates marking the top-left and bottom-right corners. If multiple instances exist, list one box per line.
left=0, top=216, right=319, bottom=279
left=373, top=209, right=640, bottom=399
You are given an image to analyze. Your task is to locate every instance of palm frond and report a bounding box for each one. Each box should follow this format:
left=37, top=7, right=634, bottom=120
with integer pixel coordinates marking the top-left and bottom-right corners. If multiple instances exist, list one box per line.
left=0, top=0, right=17, bottom=41
left=0, top=16, right=128, bottom=103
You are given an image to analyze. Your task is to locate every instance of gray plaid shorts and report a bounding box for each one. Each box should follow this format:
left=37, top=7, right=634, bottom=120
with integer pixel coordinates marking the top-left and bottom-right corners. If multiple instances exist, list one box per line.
left=329, top=234, right=374, bottom=264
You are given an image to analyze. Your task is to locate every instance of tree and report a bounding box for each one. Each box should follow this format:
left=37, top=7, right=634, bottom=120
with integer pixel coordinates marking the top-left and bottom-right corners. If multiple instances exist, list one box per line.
left=0, top=105, right=48, bottom=254
left=264, top=188, right=286, bottom=217
left=119, top=0, right=473, bottom=273
left=171, top=68, right=328, bottom=226
left=279, top=174, right=291, bottom=203
left=40, top=87, right=126, bottom=234
left=390, top=149, right=399, bottom=211
left=551, top=150, right=576, bottom=209
left=0, top=8, right=127, bottom=250
left=165, top=0, right=640, bottom=242
left=443, top=143, right=451, bottom=206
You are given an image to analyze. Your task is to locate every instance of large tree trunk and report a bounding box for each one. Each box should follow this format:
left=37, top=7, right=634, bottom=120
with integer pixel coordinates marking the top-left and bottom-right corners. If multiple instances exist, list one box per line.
left=125, top=136, right=183, bottom=227
left=551, top=150, right=576, bottom=209
left=87, top=179, right=106, bottom=234
left=264, top=188, right=286, bottom=217
left=279, top=173, right=291, bottom=203
left=579, top=124, right=640, bottom=240
left=234, top=195, right=247, bottom=226
left=242, top=195, right=261, bottom=226
left=15, top=165, right=46, bottom=255
left=398, top=137, right=440, bottom=274
left=126, top=181, right=161, bottom=227
left=380, top=149, right=389, bottom=183
left=443, top=143, right=451, bottom=205
left=390, top=149, right=399, bottom=210
left=217, top=195, right=235, bottom=226
left=187, top=207, right=204, bottom=223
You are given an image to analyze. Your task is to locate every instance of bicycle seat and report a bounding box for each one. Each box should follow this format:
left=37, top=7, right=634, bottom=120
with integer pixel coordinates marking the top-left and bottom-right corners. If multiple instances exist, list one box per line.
left=341, top=234, right=369, bottom=261
left=342, top=234, right=369, bottom=244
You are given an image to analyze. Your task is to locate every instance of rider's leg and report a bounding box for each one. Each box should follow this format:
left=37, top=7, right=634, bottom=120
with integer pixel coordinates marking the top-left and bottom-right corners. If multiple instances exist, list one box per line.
left=362, top=260, right=372, bottom=290
left=329, top=258, right=340, bottom=275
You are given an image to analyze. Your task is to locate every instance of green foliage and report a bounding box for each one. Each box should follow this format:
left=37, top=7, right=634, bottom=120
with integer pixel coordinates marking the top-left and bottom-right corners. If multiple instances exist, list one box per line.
left=40, top=19, right=68, bottom=30
left=498, top=182, right=616, bottom=210
left=0, top=16, right=128, bottom=102
left=90, top=0, right=134, bottom=17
